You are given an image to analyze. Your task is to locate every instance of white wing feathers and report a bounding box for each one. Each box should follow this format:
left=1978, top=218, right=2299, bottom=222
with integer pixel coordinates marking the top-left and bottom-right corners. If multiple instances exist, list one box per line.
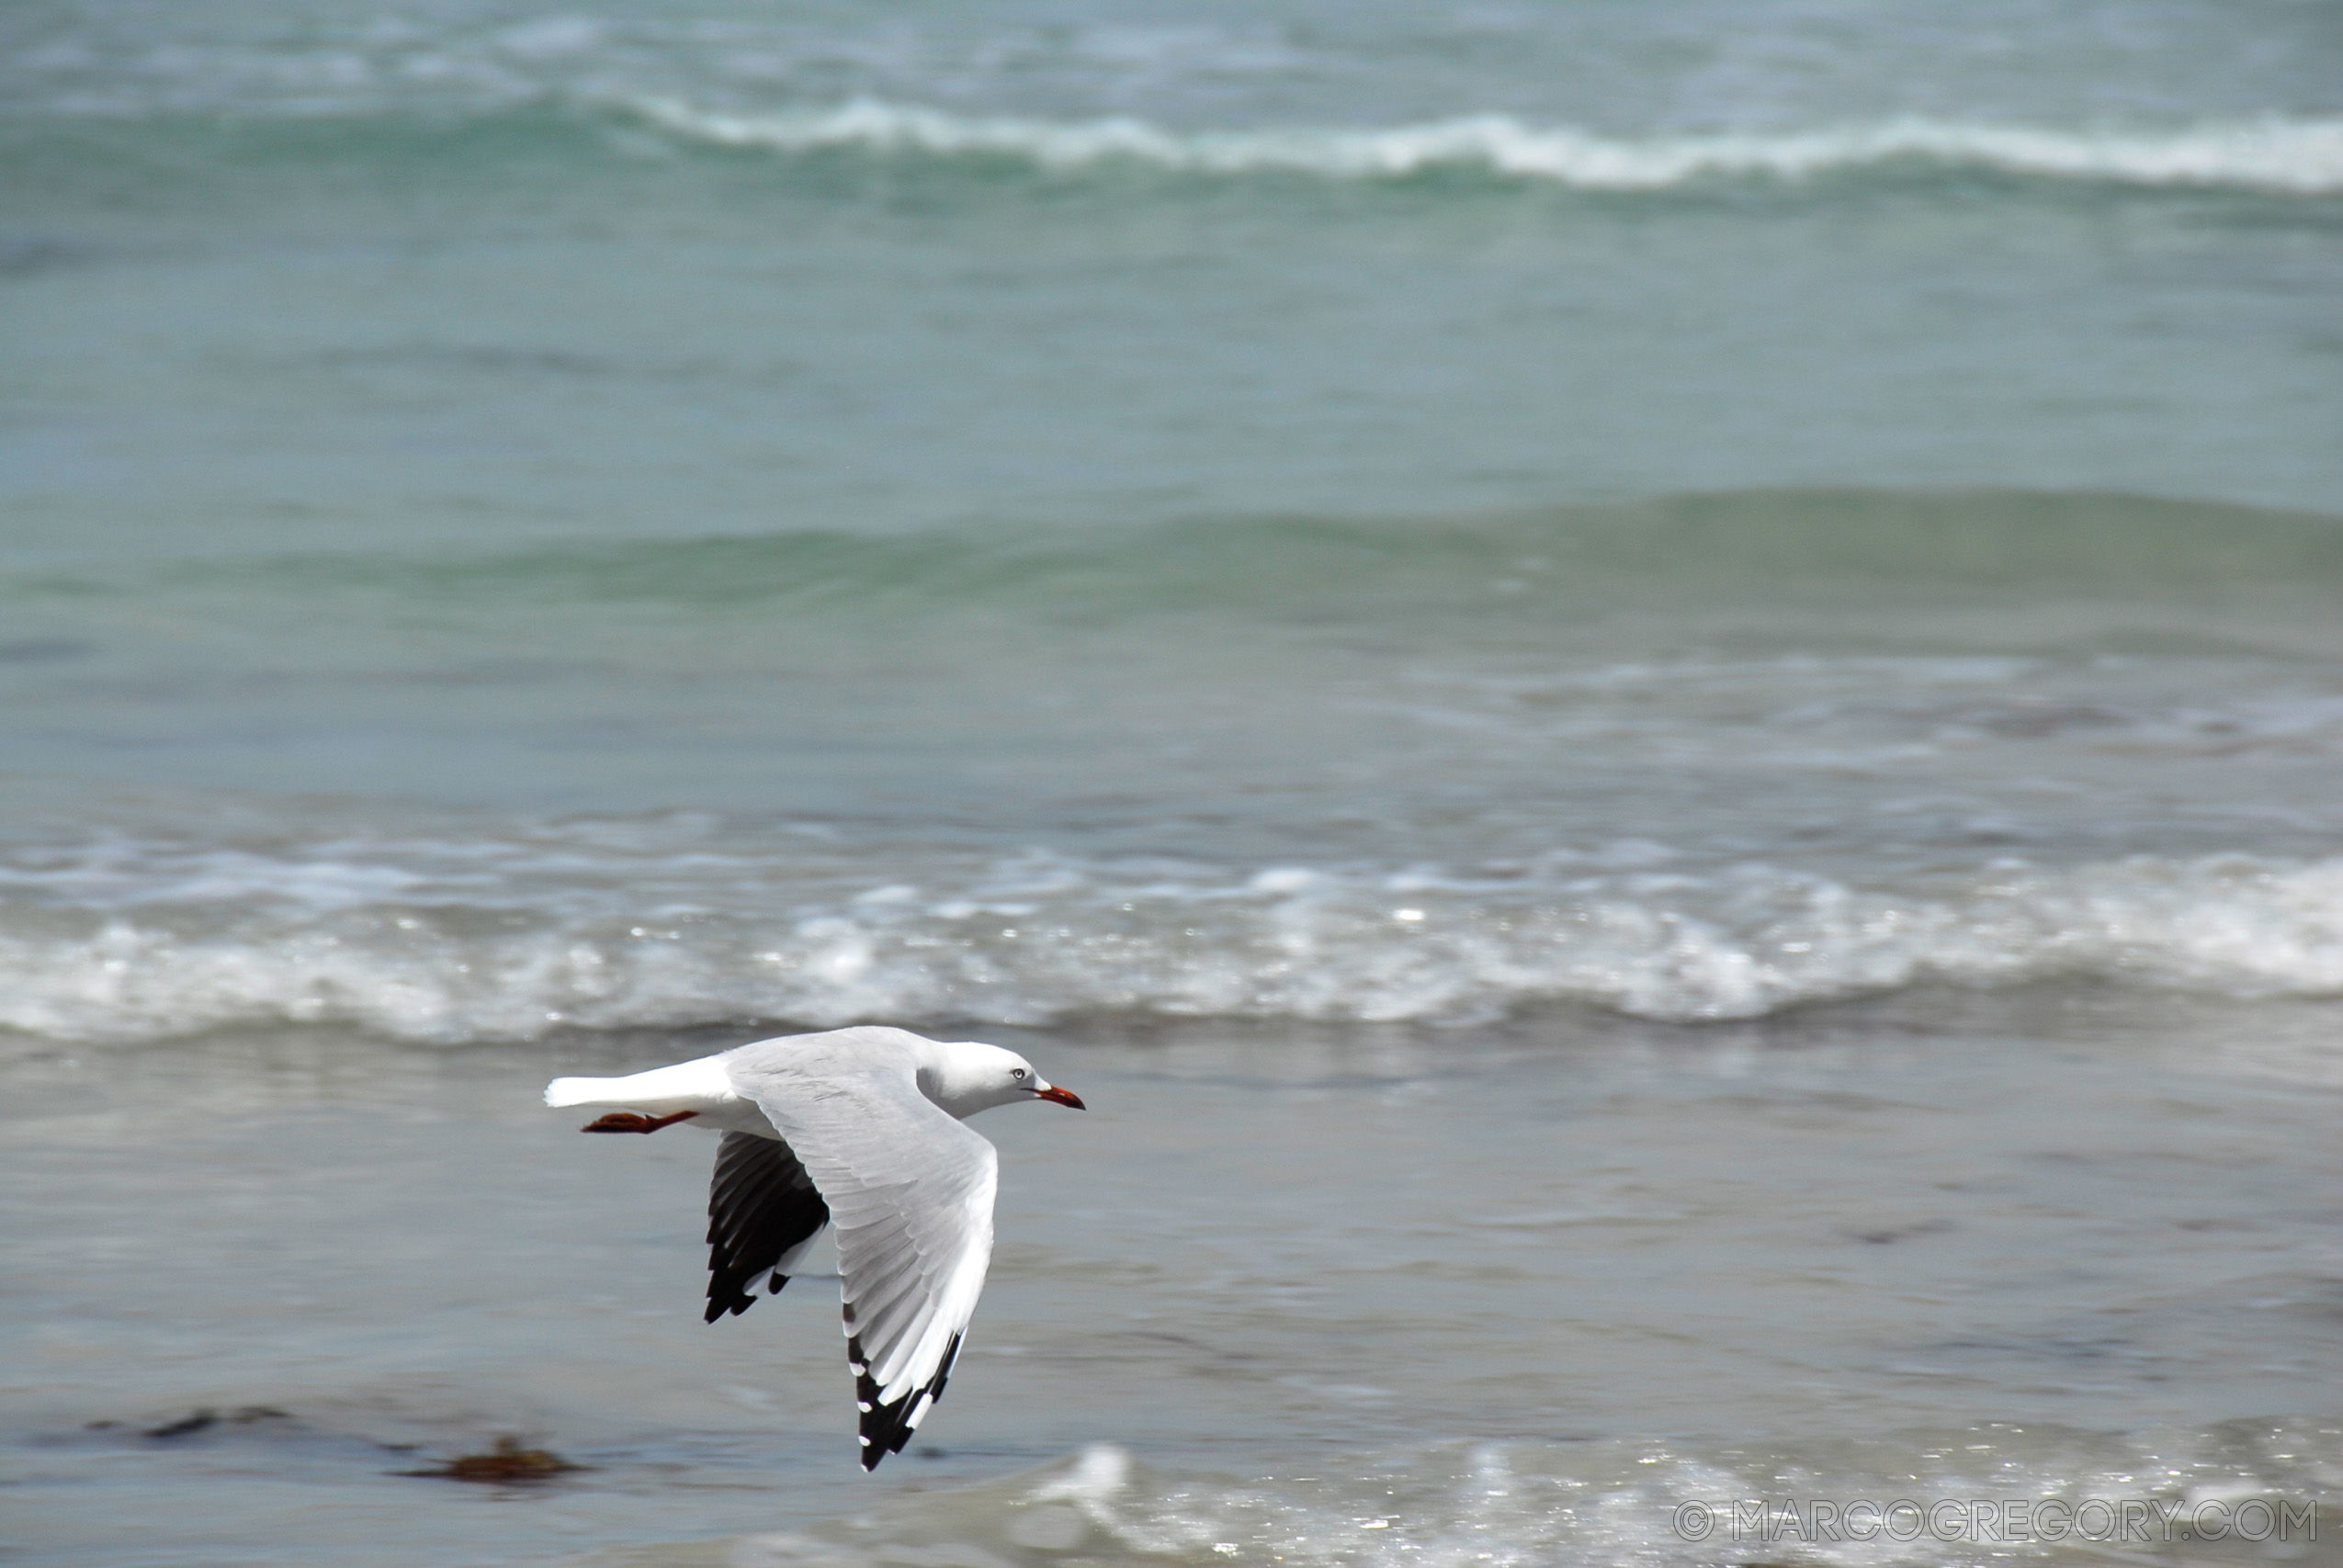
left=730, top=1052, right=998, bottom=1465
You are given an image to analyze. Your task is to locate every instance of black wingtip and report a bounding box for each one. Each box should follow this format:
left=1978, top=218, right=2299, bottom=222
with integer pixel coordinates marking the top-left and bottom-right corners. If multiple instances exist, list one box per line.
left=847, top=1327, right=963, bottom=1472
left=705, top=1288, right=756, bottom=1323
left=704, top=1132, right=828, bottom=1329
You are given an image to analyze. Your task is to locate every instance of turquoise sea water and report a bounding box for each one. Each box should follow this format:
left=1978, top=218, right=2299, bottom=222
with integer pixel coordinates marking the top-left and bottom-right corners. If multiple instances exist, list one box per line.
left=4, top=4, right=2341, bottom=1565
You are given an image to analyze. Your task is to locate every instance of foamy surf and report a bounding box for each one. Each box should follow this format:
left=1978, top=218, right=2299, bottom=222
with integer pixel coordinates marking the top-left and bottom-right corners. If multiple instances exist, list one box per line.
left=719, top=1428, right=2333, bottom=1568
left=5, top=841, right=2341, bottom=1043
left=619, top=96, right=2343, bottom=195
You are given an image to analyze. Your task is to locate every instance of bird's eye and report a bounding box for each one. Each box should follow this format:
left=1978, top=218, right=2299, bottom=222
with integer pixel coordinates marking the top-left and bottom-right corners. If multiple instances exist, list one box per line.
left=1011, top=1067, right=1027, bottom=1080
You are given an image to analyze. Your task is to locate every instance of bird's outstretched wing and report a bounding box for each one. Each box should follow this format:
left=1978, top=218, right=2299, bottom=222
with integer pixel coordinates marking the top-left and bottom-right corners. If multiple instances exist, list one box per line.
left=704, top=1131, right=831, bottom=1324
left=730, top=1059, right=998, bottom=1471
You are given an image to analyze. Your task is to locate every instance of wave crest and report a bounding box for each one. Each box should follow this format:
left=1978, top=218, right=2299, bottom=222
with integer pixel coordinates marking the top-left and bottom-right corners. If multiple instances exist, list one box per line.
left=621, top=97, right=2343, bottom=195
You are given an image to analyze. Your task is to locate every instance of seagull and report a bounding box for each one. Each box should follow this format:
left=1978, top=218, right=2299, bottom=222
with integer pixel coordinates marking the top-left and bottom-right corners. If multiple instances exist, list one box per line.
left=544, top=1025, right=1085, bottom=1471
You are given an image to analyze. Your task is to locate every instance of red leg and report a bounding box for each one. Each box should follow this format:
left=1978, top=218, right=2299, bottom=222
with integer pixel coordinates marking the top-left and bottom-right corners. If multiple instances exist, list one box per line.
left=579, top=1111, right=701, bottom=1134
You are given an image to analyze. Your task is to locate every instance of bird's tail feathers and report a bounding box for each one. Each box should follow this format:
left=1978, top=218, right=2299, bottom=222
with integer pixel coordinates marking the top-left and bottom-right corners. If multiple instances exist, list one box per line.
left=545, top=1076, right=617, bottom=1108
left=545, top=1056, right=735, bottom=1112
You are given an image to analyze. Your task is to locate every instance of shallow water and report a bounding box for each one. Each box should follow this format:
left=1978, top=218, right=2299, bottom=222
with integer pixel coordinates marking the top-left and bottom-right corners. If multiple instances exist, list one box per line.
left=5, top=2, right=2341, bottom=1562
left=7, top=1005, right=2341, bottom=1567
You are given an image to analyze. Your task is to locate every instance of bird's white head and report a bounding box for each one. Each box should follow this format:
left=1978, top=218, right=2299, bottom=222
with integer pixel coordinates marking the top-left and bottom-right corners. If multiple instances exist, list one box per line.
left=920, top=1040, right=1086, bottom=1119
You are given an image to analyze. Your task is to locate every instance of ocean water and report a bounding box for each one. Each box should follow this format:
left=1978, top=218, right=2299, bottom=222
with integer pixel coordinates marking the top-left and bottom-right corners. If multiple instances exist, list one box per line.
left=4, top=3, right=2341, bottom=1565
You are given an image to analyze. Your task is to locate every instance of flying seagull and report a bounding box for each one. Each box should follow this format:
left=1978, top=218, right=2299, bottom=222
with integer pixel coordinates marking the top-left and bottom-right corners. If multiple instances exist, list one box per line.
left=545, top=1025, right=1085, bottom=1470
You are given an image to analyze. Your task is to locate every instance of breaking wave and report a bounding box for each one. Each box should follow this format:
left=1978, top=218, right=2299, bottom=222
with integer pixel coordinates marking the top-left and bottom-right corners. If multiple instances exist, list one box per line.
left=622, top=97, right=2343, bottom=195
left=4, top=831, right=2342, bottom=1043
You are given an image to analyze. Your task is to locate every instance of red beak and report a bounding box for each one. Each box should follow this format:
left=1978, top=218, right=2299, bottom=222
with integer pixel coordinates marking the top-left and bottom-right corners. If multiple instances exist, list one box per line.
left=1034, top=1084, right=1086, bottom=1110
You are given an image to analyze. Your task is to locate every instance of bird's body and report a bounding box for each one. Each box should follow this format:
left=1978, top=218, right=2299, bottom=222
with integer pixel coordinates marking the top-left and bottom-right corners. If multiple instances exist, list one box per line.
left=545, top=1026, right=1083, bottom=1470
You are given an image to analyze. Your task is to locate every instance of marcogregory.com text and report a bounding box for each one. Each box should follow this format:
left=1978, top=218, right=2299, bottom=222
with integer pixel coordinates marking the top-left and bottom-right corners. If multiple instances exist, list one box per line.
left=1670, top=1496, right=2315, bottom=1546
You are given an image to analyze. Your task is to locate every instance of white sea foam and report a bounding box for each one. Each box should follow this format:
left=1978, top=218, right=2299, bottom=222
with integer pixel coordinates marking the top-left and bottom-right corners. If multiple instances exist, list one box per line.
left=620, top=97, right=2343, bottom=195
left=3, top=835, right=2341, bottom=1043
left=721, top=1429, right=2328, bottom=1568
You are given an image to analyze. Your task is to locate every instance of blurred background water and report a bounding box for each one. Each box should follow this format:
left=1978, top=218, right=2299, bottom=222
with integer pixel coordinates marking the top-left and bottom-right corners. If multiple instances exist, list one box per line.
left=3, top=4, right=2340, bottom=1565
